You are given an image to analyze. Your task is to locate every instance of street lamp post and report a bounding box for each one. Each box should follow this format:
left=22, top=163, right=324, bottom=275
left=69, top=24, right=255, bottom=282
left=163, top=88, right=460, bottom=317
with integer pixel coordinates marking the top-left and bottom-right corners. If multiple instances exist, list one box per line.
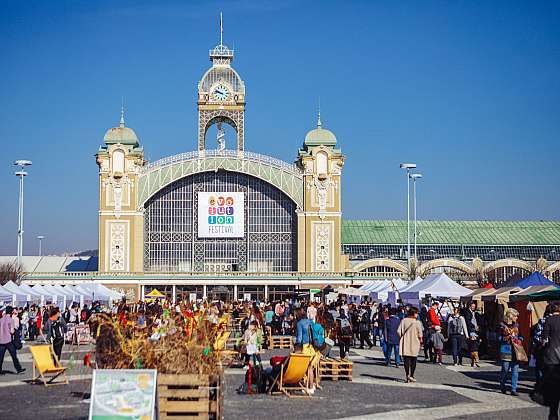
left=410, top=173, right=423, bottom=261
left=37, top=235, right=45, bottom=256
left=14, top=160, right=32, bottom=267
left=400, top=163, right=417, bottom=272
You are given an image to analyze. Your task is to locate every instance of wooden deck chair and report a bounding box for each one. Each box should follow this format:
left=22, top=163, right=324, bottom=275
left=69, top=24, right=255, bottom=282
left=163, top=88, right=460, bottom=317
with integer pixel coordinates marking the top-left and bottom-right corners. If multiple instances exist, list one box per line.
left=309, top=351, right=322, bottom=390
left=30, top=344, right=68, bottom=387
left=268, top=353, right=313, bottom=397
left=214, top=330, right=231, bottom=351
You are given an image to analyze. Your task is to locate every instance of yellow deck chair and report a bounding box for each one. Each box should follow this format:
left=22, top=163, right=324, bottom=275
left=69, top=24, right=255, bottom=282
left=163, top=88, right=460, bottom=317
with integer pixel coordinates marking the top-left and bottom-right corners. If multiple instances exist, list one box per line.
left=30, top=345, right=68, bottom=386
left=268, top=353, right=313, bottom=397
left=214, top=330, right=231, bottom=351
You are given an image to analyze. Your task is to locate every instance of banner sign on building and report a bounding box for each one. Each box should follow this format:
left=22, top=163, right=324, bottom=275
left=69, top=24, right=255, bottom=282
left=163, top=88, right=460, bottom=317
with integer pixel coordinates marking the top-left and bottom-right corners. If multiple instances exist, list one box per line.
left=197, top=192, right=245, bottom=238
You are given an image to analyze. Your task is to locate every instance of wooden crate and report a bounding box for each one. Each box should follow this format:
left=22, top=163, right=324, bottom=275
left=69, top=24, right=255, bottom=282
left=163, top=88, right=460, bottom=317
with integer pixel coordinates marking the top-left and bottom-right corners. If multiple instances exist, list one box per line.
left=268, top=335, right=293, bottom=349
left=158, top=374, right=222, bottom=420
left=319, top=358, right=353, bottom=381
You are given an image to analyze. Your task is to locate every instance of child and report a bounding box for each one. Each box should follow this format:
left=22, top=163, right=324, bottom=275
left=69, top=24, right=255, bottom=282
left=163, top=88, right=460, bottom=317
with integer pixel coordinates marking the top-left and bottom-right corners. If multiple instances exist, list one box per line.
left=432, top=325, right=446, bottom=365
left=468, top=331, right=480, bottom=367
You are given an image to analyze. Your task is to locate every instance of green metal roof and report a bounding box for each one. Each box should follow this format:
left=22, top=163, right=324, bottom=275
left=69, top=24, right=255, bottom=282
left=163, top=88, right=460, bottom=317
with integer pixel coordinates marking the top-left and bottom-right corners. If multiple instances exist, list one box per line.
left=342, top=220, right=560, bottom=246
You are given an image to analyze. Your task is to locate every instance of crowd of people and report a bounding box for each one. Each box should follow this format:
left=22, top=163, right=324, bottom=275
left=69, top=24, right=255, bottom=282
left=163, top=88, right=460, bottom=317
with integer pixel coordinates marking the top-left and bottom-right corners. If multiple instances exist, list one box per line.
left=0, top=294, right=558, bottom=418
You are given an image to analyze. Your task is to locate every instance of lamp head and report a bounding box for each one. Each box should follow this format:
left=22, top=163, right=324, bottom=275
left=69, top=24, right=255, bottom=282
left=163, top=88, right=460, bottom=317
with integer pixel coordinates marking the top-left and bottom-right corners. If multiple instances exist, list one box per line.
left=410, top=173, right=423, bottom=180
left=14, top=160, right=32, bottom=167
left=37, top=236, right=45, bottom=240
left=400, top=163, right=417, bottom=169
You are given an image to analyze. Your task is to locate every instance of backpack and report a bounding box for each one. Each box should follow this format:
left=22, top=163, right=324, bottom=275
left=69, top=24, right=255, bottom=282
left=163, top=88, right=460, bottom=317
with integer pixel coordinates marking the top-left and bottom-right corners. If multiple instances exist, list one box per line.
left=448, top=317, right=462, bottom=336
left=340, top=318, right=352, bottom=336
left=51, top=319, right=64, bottom=341
left=309, top=322, right=325, bottom=349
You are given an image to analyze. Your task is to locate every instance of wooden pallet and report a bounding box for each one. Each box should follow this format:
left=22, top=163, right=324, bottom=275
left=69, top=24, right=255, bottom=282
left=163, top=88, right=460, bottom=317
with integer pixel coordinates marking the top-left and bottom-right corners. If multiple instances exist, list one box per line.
left=268, top=335, right=293, bottom=349
left=158, top=374, right=222, bottom=420
left=319, top=358, right=353, bottom=381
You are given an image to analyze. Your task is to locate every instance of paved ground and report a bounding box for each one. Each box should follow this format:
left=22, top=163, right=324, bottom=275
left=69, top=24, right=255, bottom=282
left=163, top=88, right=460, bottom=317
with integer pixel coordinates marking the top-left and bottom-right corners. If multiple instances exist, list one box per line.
left=0, top=341, right=550, bottom=419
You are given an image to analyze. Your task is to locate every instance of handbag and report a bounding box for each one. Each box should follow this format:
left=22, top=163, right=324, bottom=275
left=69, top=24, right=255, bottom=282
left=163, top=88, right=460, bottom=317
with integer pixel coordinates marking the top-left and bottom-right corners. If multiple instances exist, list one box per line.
left=12, top=332, right=22, bottom=350
left=512, top=340, right=528, bottom=363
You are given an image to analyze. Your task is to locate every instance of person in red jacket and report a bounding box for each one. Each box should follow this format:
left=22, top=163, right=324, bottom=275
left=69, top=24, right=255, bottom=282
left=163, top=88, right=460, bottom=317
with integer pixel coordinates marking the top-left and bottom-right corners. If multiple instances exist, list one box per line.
left=428, top=302, right=441, bottom=327
left=426, top=302, right=441, bottom=363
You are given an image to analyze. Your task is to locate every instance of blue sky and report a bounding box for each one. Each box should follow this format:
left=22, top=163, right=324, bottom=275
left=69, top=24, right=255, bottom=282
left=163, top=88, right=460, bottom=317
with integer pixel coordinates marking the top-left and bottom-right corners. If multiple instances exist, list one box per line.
left=1, top=0, right=559, bottom=255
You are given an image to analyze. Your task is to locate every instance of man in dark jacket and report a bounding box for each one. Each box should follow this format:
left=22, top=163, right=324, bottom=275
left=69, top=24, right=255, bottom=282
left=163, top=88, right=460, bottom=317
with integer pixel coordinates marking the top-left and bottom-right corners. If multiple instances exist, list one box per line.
left=542, top=302, right=560, bottom=420
left=384, top=308, right=401, bottom=367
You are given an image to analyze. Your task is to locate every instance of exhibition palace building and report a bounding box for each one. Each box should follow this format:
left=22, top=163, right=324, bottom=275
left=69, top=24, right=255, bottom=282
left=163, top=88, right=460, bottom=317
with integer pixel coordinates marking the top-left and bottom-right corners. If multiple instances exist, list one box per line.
left=13, top=35, right=560, bottom=302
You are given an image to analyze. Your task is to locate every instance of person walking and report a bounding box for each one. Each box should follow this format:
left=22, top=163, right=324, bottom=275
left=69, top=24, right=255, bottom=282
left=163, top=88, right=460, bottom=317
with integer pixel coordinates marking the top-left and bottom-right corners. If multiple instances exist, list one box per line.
left=0, top=306, right=25, bottom=375
left=336, top=309, right=353, bottom=360
left=384, top=308, right=401, bottom=367
left=432, top=325, right=446, bottom=365
left=398, top=306, right=423, bottom=383
left=44, top=307, right=67, bottom=363
left=542, top=302, right=560, bottom=419
left=447, top=307, right=468, bottom=365
left=358, top=308, right=373, bottom=349
left=499, top=308, right=522, bottom=396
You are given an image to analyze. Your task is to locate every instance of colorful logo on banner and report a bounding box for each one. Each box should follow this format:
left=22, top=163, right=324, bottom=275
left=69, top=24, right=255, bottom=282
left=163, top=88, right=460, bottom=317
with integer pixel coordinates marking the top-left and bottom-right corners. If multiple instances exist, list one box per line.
left=197, top=192, right=244, bottom=238
left=207, top=195, right=235, bottom=225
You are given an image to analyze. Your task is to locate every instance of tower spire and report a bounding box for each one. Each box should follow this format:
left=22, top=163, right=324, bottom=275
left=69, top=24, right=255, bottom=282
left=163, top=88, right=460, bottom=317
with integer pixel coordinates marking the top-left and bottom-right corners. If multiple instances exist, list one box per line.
left=120, top=98, right=125, bottom=128
left=220, top=12, right=223, bottom=46
left=317, top=97, right=322, bottom=128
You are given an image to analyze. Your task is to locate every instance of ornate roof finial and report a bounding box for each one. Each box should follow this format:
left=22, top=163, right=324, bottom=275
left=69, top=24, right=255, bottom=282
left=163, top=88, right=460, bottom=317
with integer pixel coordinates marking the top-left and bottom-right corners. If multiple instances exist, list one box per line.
left=317, top=97, right=322, bottom=128
left=120, top=97, right=125, bottom=128
left=219, top=12, right=223, bottom=46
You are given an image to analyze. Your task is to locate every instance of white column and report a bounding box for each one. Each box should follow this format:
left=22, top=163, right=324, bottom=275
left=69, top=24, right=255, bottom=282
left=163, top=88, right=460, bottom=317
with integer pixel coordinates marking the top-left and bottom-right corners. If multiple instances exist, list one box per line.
left=233, top=284, right=238, bottom=301
left=203, top=285, right=207, bottom=300
left=141, top=284, right=145, bottom=302
left=264, top=284, right=269, bottom=301
left=172, top=285, right=176, bottom=304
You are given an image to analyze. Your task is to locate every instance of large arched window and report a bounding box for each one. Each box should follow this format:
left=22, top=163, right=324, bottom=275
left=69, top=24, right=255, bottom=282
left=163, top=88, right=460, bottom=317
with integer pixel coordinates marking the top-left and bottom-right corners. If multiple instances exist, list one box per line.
left=143, top=171, right=297, bottom=272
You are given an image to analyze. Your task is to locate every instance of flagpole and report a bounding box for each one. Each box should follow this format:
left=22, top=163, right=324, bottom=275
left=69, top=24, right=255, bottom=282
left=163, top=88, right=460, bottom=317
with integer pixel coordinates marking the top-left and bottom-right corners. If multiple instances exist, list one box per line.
left=220, top=12, right=223, bottom=46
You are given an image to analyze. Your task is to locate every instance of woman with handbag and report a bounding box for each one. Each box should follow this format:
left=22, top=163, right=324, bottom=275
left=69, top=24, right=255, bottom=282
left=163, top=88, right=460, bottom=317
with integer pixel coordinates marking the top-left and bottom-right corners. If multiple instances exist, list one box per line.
left=0, top=306, right=25, bottom=375
left=499, top=308, right=524, bottom=396
left=398, top=307, right=423, bottom=383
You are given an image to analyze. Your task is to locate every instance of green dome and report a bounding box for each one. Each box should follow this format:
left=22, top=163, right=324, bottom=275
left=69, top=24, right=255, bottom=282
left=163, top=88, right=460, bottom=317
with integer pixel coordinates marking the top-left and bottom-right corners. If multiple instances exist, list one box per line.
left=103, top=109, right=139, bottom=146
left=304, top=113, right=337, bottom=147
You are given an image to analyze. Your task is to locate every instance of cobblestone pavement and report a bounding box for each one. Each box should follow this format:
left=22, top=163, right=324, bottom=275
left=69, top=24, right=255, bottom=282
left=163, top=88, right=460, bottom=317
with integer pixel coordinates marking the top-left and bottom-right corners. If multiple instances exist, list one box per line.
left=0, top=342, right=549, bottom=419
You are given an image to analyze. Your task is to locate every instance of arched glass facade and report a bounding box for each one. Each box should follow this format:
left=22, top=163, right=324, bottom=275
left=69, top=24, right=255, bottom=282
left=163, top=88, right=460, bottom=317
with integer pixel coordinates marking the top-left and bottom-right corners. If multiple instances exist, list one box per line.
left=143, top=171, right=297, bottom=272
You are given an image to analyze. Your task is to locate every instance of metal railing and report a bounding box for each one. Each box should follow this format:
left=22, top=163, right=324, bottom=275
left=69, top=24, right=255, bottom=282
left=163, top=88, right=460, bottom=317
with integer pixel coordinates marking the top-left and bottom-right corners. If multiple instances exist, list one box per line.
left=142, top=149, right=302, bottom=177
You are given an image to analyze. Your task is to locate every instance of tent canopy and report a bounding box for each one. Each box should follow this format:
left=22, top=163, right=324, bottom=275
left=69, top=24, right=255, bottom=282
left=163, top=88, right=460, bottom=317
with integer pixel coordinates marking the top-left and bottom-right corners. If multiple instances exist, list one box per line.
left=2, top=281, right=35, bottom=302
left=503, top=272, right=558, bottom=289
left=337, top=287, right=369, bottom=296
left=481, top=287, right=522, bottom=303
left=400, top=273, right=472, bottom=300
left=145, top=288, right=166, bottom=298
left=460, top=287, right=497, bottom=303
left=509, top=285, right=559, bottom=302
left=521, top=288, right=560, bottom=302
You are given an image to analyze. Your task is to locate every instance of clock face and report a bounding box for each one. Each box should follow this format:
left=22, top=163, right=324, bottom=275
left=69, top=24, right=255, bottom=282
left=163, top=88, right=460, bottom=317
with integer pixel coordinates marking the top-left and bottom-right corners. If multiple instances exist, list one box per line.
left=212, top=84, right=230, bottom=101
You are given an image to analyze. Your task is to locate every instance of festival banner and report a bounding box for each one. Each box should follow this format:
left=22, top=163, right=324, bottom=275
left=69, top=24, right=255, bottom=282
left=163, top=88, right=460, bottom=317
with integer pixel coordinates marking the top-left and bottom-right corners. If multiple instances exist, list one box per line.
left=197, top=192, right=244, bottom=238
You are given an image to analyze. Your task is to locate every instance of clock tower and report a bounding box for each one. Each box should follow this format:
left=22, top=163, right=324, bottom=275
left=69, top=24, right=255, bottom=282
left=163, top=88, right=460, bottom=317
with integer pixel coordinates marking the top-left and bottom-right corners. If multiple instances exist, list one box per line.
left=197, top=24, right=245, bottom=153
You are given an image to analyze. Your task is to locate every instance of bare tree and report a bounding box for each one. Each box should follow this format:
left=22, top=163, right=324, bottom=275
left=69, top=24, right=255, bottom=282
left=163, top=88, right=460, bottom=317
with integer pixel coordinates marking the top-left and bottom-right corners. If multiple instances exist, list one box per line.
left=0, top=262, right=23, bottom=285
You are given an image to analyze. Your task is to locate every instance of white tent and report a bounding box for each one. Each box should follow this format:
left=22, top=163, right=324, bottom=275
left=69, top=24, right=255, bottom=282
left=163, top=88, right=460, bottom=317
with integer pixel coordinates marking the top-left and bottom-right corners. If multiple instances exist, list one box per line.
left=18, top=283, right=44, bottom=298
left=3, top=281, right=36, bottom=303
left=387, top=276, right=424, bottom=306
left=0, top=285, right=15, bottom=304
left=370, top=278, right=409, bottom=302
left=400, top=273, right=471, bottom=301
left=72, top=285, right=95, bottom=300
left=80, top=283, right=117, bottom=302
left=337, top=287, right=370, bottom=296
left=52, top=285, right=79, bottom=303
left=30, top=284, right=58, bottom=303
left=359, top=280, right=390, bottom=292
